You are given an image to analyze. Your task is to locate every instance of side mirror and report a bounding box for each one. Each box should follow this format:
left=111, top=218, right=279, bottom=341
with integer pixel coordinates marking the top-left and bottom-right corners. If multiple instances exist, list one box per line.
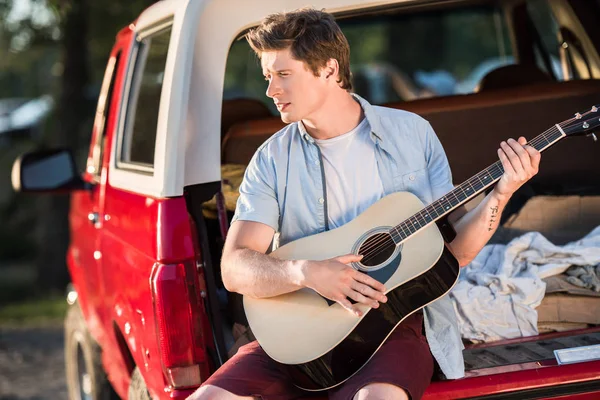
left=12, top=148, right=89, bottom=193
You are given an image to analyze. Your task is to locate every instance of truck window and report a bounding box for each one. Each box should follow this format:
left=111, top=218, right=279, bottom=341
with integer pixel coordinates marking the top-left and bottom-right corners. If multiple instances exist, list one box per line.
left=88, top=53, right=120, bottom=180
left=119, top=25, right=171, bottom=171
left=527, top=0, right=593, bottom=81
left=527, top=1, right=565, bottom=80
left=223, top=4, right=514, bottom=109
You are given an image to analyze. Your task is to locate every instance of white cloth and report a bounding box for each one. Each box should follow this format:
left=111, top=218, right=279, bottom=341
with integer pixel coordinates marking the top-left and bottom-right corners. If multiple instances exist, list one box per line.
left=314, top=118, right=385, bottom=229
left=450, top=226, right=600, bottom=343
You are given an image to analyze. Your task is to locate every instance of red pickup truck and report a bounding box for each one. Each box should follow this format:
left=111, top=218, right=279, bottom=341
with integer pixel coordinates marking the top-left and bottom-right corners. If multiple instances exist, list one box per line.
left=11, top=0, right=600, bottom=399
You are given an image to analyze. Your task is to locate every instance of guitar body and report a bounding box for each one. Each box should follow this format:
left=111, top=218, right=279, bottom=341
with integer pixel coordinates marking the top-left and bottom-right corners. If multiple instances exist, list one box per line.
left=243, top=191, right=461, bottom=390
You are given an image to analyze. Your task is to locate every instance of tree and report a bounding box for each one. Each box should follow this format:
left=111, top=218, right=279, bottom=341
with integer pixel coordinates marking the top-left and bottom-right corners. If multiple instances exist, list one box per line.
left=35, top=0, right=157, bottom=291
left=35, top=0, right=90, bottom=291
left=0, top=0, right=156, bottom=292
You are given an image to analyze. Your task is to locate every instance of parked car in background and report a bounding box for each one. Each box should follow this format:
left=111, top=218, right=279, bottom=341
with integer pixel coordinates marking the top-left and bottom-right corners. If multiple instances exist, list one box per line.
left=0, top=95, right=53, bottom=145
left=12, top=0, right=600, bottom=399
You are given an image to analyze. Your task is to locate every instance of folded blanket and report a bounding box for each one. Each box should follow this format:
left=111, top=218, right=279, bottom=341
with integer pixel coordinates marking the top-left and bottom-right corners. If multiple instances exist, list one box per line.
left=564, top=265, right=600, bottom=292
left=450, top=226, right=600, bottom=342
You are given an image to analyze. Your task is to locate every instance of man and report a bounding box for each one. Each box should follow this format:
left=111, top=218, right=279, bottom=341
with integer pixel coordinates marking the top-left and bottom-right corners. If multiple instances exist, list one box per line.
left=190, top=8, right=540, bottom=400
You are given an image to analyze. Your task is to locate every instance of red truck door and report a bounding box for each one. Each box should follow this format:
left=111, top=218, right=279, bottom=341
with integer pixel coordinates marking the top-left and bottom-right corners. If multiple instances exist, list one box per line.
left=69, top=51, right=122, bottom=344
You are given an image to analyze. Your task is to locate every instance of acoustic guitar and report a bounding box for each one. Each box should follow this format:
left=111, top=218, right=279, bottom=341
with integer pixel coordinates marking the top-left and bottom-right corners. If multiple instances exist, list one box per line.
left=243, top=105, right=599, bottom=391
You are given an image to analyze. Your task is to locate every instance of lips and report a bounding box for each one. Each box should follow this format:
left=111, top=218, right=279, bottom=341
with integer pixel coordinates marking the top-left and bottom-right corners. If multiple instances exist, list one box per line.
left=276, top=103, right=290, bottom=111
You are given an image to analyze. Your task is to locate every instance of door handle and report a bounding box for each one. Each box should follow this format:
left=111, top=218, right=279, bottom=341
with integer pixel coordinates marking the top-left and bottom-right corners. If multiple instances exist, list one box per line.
left=88, top=212, right=99, bottom=225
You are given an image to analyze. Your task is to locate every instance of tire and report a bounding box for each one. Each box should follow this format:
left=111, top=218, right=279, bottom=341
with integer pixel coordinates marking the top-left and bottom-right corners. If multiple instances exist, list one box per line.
left=128, top=367, right=152, bottom=400
left=65, top=302, right=119, bottom=400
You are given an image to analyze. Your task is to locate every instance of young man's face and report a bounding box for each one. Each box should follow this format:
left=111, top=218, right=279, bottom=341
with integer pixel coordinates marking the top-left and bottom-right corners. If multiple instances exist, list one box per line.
left=261, top=47, right=331, bottom=123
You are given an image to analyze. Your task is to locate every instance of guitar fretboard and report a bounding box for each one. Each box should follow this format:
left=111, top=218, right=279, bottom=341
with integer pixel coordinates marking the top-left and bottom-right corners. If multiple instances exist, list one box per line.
left=389, top=125, right=565, bottom=244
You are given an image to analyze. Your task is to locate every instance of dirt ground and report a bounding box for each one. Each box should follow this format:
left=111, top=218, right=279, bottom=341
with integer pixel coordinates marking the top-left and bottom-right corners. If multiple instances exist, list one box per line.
left=0, top=323, right=67, bottom=400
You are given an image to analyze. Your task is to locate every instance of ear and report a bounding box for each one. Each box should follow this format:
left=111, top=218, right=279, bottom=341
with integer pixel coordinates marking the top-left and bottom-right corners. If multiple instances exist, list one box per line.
left=323, top=58, right=339, bottom=80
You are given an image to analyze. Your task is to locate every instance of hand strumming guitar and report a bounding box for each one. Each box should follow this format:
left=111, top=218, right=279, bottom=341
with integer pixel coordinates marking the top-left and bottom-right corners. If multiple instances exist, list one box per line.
left=300, top=254, right=388, bottom=317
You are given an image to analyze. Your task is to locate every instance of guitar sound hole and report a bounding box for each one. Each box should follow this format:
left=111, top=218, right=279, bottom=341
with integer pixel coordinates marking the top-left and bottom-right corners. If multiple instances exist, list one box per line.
left=359, top=233, right=396, bottom=267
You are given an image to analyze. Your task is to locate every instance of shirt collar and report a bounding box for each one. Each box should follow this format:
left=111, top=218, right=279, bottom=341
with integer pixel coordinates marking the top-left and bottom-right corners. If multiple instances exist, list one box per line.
left=351, top=93, right=385, bottom=145
left=297, top=93, right=385, bottom=146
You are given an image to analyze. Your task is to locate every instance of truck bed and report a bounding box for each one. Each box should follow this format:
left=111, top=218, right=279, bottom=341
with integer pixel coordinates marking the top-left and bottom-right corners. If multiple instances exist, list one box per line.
left=298, top=328, right=600, bottom=400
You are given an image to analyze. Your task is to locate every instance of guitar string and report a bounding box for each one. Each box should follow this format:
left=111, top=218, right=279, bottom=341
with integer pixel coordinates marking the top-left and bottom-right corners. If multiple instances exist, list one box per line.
left=358, top=131, right=554, bottom=264
left=356, top=123, right=566, bottom=265
left=358, top=117, right=577, bottom=264
left=359, top=160, right=508, bottom=262
left=358, top=127, right=560, bottom=263
left=357, top=119, right=568, bottom=259
left=357, top=109, right=591, bottom=263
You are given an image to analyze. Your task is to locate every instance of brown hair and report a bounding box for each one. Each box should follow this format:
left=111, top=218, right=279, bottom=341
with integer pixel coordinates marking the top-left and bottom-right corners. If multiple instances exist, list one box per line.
left=246, top=8, right=352, bottom=91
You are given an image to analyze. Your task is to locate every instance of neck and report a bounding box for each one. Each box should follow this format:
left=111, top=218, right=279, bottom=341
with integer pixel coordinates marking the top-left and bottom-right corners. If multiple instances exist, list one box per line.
left=301, top=92, right=363, bottom=140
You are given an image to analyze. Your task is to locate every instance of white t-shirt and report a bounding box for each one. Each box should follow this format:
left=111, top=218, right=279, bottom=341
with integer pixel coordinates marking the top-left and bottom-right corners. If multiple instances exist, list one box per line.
left=314, top=118, right=385, bottom=229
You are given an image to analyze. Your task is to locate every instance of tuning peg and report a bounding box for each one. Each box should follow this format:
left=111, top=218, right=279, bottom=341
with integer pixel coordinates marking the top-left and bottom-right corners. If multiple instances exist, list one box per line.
left=588, top=133, right=598, bottom=142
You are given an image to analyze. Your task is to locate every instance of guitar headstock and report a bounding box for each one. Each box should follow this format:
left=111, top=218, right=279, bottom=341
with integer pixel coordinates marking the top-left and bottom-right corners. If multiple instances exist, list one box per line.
left=561, top=105, right=600, bottom=139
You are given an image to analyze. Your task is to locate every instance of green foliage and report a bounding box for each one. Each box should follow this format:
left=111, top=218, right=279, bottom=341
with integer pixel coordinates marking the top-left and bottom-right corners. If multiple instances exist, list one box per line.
left=86, top=0, right=159, bottom=82
left=345, top=23, right=388, bottom=65
left=0, top=0, right=156, bottom=98
left=222, top=5, right=513, bottom=108
left=223, top=40, right=265, bottom=104
left=0, top=293, right=67, bottom=322
left=0, top=1, right=156, bottom=298
left=0, top=0, right=60, bottom=98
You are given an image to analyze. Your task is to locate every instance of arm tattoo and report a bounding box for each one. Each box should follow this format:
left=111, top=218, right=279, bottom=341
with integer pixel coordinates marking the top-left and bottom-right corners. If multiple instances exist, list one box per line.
left=488, top=206, right=499, bottom=231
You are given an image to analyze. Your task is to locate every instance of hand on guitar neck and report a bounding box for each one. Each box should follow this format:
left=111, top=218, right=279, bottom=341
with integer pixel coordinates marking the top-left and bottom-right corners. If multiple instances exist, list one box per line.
left=449, top=136, right=541, bottom=266
left=300, top=254, right=388, bottom=317
left=493, top=136, right=541, bottom=202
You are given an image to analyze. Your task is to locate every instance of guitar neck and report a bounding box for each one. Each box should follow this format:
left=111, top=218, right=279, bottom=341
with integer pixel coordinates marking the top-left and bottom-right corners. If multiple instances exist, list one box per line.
left=389, top=124, right=567, bottom=244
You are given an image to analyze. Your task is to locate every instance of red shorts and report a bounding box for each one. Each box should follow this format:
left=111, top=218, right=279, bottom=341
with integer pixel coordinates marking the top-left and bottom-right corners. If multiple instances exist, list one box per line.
left=201, top=312, right=434, bottom=400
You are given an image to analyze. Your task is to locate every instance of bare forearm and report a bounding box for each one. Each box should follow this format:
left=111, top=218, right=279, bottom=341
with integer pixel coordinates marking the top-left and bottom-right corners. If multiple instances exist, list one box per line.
left=221, top=248, right=306, bottom=298
left=449, top=191, right=509, bottom=267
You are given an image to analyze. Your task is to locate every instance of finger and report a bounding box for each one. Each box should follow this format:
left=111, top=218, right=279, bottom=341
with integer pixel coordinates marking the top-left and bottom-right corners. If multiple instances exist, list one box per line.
left=335, top=254, right=363, bottom=264
left=507, top=138, right=528, bottom=157
left=500, top=141, right=526, bottom=179
left=353, top=271, right=386, bottom=293
left=337, top=297, right=362, bottom=317
left=498, top=148, right=516, bottom=176
left=508, top=139, right=532, bottom=179
left=507, top=138, right=530, bottom=167
left=344, top=287, right=378, bottom=308
left=524, top=145, right=541, bottom=172
left=517, top=136, right=536, bottom=155
left=509, top=138, right=538, bottom=178
left=352, top=281, right=387, bottom=303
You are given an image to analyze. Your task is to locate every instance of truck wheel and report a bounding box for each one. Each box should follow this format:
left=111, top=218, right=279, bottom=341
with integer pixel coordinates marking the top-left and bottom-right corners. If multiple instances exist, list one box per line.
left=128, top=367, right=152, bottom=400
left=65, top=303, right=119, bottom=400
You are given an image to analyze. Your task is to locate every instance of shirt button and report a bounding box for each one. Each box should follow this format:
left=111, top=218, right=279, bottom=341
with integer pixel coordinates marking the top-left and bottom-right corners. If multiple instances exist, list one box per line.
left=314, top=160, right=320, bottom=165
left=409, top=174, right=416, bottom=181
left=318, top=197, right=325, bottom=204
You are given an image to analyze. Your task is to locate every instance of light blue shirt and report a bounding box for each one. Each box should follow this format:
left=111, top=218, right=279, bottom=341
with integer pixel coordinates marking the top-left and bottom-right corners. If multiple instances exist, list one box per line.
left=232, top=94, right=465, bottom=379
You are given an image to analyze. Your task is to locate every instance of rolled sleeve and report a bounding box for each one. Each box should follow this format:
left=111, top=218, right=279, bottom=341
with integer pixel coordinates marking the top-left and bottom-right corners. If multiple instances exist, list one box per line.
left=425, top=122, right=454, bottom=200
left=231, top=149, right=280, bottom=231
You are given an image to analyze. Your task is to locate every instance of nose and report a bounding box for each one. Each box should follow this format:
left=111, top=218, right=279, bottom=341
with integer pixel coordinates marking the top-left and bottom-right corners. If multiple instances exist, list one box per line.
left=266, top=77, right=281, bottom=98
